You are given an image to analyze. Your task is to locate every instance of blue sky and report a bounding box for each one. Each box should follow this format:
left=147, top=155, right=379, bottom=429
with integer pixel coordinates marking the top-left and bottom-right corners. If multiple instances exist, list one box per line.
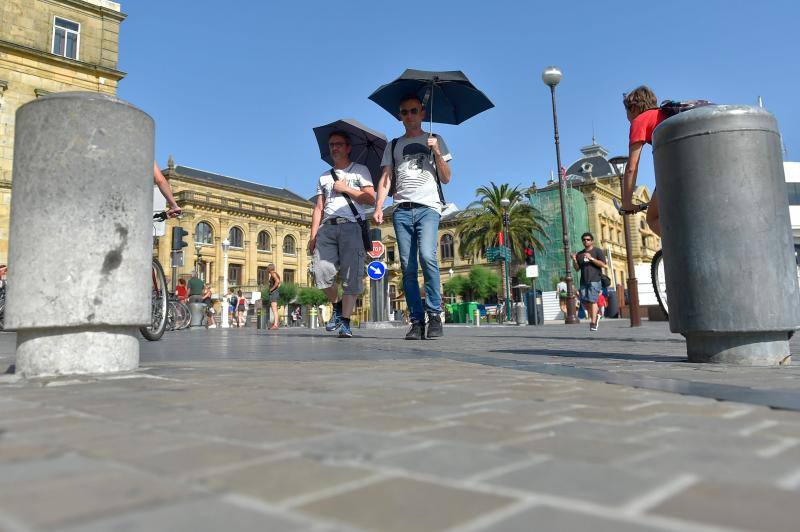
left=118, top=0, right=799, bottom=208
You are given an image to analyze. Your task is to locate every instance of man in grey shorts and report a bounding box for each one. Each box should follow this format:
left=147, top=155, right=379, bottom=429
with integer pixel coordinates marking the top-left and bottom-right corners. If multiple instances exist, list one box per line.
left=308, top=131, right=375, bottom=338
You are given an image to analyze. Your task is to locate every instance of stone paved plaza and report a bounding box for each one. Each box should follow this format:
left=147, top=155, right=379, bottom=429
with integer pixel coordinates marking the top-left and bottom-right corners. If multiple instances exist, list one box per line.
left=1, top=320, right=800, bottom=531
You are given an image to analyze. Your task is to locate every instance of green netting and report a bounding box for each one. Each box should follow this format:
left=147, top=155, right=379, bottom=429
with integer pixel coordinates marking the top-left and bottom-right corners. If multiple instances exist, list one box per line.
left=529, top=186, right=590, bottom=290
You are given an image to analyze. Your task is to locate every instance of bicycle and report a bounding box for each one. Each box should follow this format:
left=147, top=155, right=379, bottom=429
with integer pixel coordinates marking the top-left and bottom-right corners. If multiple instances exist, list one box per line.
left=140, top=212, right=170, bottom=341
left=167, top=295, right=191, bottom=331
left=614, top=199, right=668, bottom=318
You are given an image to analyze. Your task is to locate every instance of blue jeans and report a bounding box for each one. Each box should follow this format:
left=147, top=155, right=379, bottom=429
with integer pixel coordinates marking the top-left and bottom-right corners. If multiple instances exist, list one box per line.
left=392, top=205, right=442, bottom=323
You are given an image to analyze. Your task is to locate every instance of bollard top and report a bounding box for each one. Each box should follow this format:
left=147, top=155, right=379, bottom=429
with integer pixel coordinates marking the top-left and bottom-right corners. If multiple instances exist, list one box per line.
left=18, top=91, right=154, bottom=124
left=653, top=105, right=779, bottom=151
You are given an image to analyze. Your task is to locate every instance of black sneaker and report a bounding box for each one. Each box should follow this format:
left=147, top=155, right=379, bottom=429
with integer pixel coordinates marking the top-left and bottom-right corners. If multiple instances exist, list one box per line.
left=426, top=313, right=443, bottom=339
left=405, top=321, right=425, bottom=340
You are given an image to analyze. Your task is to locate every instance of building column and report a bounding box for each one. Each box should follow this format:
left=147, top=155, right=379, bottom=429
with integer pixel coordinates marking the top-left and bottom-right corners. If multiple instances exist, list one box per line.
left=246, top=222, right=258, bottom=285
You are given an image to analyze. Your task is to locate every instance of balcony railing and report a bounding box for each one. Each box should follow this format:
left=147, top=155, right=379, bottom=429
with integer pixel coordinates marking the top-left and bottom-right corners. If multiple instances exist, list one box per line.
left=175, top=190, right=312, bottom=225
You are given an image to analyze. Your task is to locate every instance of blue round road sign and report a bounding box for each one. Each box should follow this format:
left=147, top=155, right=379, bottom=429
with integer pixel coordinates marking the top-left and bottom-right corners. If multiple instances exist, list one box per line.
left=367, top=261, right=387, bottom=281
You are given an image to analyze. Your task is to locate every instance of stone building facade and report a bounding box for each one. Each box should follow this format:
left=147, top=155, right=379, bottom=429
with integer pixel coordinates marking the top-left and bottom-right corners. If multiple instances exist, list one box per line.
left=157, top=160, right=314, bottom=296
left=0, top=0, right=125, bottom=263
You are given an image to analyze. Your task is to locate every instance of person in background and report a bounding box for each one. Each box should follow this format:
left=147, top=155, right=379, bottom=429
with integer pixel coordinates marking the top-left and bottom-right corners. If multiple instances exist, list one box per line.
left=203, top=283, right=216, bottom=328
left=175, top=278, right=188, bottom=303
left=266, top=264, right=281, bottom=330
left=236, top=289, right=247, bottom=328
left=572, top=232, right=607, bottom=332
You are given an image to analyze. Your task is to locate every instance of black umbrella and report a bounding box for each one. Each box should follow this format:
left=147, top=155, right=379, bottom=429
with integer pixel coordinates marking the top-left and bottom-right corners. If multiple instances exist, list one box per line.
left=312, top=118, right=387, bottom=180
left=368, top=69, right=494, bottom=133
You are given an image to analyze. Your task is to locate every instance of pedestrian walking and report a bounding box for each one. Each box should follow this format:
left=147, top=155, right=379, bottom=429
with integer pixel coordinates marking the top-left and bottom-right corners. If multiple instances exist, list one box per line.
left=203, top=283, right=216, bottom=328
left=572, top=232, right=607, bottom=331
left=236, top=289, right=246, bottom=328
left=557, top=276, right=567, bottom=315
left=308, top=130, right=375, bottom=339
left=266, top=264, right=281, bottom=329
left=226, top=289, right=237, bottom=326
left=373, top=95, right=452, bottom=340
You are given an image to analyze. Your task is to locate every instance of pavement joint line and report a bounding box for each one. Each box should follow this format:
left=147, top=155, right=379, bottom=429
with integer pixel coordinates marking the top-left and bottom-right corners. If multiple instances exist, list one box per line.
left=776, top=466, right=800, bottom=490
left=278, top=472, right=392, bottom=509
left=365, top=439, right=440, bottom=458
left=721, top=407, right=756, bottom=419
left=755, top=437, right=799, bottom=458
left=517, top=416, right=575, bottom=432
left=182, top=450, right=302, bottom=479
left=458, top=397, right=513, bottom=409
left=622, top=400, right=663, bottom=411
left=462, top=456, right=551, bottom=484
left=619, top=473, right=699, bottom=516
left=443, top=499, right=540, bottom=532
left=737, top=419, right=780, bottom=436
left=221, top=493, right=342, bottom=531
left=431, top=409, right=498, bottom=422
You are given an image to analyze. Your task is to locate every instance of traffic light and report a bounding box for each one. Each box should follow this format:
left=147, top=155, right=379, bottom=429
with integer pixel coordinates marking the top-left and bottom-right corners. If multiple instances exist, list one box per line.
left=171, top=226, right=189, bottom=251
left=524, top=246, right=536, bottom=266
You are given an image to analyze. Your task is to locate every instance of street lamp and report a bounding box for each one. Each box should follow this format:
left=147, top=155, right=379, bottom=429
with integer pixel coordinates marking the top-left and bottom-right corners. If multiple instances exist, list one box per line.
left=193, top=237, right=203, bottom=278
left=542, top=66, right=578, bottom=324
left=609, top=155, right=641, bottom=327
left=221, top=238, right=230, bottom=328
left=500, top=197, right=512, bottom=321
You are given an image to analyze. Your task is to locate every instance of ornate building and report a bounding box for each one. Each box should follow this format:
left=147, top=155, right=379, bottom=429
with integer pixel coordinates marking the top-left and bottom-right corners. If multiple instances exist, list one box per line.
left=0, top=0, right=126, bottom=263
left=157, top=159, right=314, bottom=295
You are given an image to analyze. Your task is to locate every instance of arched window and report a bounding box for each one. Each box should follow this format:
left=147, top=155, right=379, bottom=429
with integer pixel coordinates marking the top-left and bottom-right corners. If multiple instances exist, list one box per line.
left=283, top=235, right=296, bottom=255
left=440, top=234, right=454, bottom=260
left=228, top=226, right=244, bottom=248
left=195, top=222, right=213, bottom=244
left=640, top=220, right=647, bottom=230
left=257, top=231, right=271, bottom=251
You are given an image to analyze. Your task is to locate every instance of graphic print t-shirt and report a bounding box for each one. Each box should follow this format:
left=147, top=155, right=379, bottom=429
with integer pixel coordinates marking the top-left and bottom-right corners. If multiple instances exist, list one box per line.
left=380, top=134, right=452, bottom=211
left=315, top=162, right=373, bottom=222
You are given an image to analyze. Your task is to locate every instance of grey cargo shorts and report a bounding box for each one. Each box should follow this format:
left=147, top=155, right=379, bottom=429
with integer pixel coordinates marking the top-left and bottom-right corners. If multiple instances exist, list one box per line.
left=312, top=222, right=366, bottom=295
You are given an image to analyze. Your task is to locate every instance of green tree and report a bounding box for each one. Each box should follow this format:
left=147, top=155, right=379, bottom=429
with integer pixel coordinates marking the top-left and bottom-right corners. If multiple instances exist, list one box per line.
left=278, top=282, right=298, bottom=307
left=467, top=265, right=500, bottom=301
left=443, top=275, right=468, bottom=300
left=455, top=182, right=547, bottom=261
left=298, top=287, right=329, bottom=307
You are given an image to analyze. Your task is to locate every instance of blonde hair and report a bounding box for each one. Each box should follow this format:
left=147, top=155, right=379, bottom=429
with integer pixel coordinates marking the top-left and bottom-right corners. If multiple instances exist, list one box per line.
left=623, top=86, right=658, bottom=116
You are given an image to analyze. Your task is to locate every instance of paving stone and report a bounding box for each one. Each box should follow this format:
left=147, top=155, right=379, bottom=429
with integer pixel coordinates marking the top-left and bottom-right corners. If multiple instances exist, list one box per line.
left=70, top=429, right=204, bottom=460
left=298, top=477, right=516, bottom=532
left=0, top=454, right=108, bottom=485
left=157, top=415, right=327, bottom=445
left=413, top=424, right=528, bottom=445
left=486, top=459, right=668, bottom=506
left=197, top=456, right=373, bottom=503
left=479, top=505, right=664, bottom=532
left=293, top=431, right=422, bottom=461
left=651, top=480, right=800, bottom=532
left=333, top=413, right=442, bottom=433
left=58, top=497, right=312, bottom=532
left=0, top=468, right=186, bottom=528
left=114, top=441, right=273, bottom=478
left=372, top=441, right=538, bottom=480
left=506, top=434, right=654, bottom=464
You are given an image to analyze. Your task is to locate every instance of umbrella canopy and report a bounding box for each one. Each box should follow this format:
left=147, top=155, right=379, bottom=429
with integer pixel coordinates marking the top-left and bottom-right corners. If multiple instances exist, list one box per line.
left=368, top=69, right=494, bottom=126
left=312, top=118, right=387, bottom=180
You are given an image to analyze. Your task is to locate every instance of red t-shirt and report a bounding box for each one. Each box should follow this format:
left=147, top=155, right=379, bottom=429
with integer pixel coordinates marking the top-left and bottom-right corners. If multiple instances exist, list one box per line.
left=175, top=285, right=188, bottom=302
left=629, top=109, right=668, bottom=146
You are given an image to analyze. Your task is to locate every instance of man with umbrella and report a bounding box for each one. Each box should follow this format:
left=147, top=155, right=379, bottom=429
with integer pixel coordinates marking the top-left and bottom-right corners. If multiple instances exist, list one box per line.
left=308, top=129, right=375, bottom=338
left=373, top=95, right=452, bottom=340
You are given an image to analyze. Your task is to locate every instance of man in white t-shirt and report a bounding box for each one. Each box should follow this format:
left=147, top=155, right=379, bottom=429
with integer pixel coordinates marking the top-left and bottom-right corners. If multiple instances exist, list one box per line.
left=308, top=131, right=375, bottom=338
left=373, top=95, right=452, bottom=340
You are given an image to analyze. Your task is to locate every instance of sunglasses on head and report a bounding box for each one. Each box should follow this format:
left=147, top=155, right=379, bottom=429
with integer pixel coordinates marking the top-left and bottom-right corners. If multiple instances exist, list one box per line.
left=399, top=108, right=421, bottom=116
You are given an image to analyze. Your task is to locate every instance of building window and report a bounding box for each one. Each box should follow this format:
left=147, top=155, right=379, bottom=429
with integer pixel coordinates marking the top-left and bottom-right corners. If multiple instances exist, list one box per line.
left=617, top=230, right=622, bottom=244
left=228, top=264, right=242, bottom=286
left=389, top=285, right=397, bottom=312
left=642, top=235, right=648, bottom=249
left=787, top=183, right=800, bottom=205
left=600, top=224, right=606, bottom=242
left=229, top=227, right=244, bottom=248
left=52, top=17, right=80, bottom=60
left=283, top=269, right=295, bottom=284
left=257, top=266, right=269, bottom=286
left=257, top=231, right=271, bottom=251
left=283, top=235, right=296, bottom=255
left=440, top=234, right=454, bottom=260
left=387, top=246, right=395, bottom=263
left=195, top=222, right=213, bottom=244
left=194, top=260, right=207, bottom=281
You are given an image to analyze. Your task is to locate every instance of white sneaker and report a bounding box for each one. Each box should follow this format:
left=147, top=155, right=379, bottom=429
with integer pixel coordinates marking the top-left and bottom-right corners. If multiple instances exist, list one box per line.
left=207, top=324, right=217, bottom=329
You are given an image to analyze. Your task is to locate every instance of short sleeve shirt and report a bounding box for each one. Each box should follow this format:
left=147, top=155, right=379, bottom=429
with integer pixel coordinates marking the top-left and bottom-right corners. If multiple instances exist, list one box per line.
left=629, top=109, right=668, bottom=146
left=187, top=277, right=204, bottom=296
left=315, top=162, right=373, bottom=222
left=576, top=247, right=606, bottom=285
left=380, top=134, right=452, bottom=211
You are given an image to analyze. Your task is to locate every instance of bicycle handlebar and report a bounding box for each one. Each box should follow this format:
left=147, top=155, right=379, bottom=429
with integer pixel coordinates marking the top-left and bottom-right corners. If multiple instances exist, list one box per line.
left=612, top=198, right=649, bottom=215
left=153, top=211, right=168, bottom=222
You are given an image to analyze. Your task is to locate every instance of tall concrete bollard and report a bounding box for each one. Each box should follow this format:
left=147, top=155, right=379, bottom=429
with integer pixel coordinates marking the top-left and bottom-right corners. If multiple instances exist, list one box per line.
left=653, top=105, right=800, bottom=365
left=7, top=92, right=154, bottom=377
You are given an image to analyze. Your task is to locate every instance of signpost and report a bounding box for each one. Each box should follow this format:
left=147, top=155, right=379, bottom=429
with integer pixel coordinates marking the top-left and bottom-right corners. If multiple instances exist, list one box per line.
left=367, top=261, right=387, bottom=281
left=367, top=229, right=389, bottom=324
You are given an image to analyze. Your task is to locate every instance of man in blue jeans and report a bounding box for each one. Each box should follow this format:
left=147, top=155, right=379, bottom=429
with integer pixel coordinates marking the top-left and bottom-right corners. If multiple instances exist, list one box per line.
left=373, top=95, right=452, bottom=340
left=571, top=232, right=607, bottom=332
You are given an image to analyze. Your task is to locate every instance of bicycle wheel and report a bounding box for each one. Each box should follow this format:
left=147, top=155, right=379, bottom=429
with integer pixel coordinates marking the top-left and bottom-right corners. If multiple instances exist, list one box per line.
left=651, top=249, right=669, bottom=318
left=175, top=301, right=191, bottom=330
left=140, top=259, right=168, bottom=341
left=165, top=300, right=177, bottom=331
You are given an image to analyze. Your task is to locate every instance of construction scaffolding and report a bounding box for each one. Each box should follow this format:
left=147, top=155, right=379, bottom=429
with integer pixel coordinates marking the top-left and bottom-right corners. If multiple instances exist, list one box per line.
left=529, top=184, right=590, bottom=291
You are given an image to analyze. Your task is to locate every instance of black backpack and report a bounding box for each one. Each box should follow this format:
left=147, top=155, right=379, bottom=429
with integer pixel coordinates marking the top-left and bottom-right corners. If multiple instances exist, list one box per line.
left=659, top=99, right=714, bottom=117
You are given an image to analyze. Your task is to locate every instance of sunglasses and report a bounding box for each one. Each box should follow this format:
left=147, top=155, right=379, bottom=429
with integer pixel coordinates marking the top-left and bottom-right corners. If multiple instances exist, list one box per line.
left=399, top=108, right=421, bottom=116
left=328, top=142, right=348, bottom=148
left=582, top=238, right=593, bottom=241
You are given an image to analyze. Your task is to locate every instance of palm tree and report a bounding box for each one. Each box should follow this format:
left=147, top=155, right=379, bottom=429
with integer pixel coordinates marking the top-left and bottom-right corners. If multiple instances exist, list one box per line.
left=455, top=182, right=547, bottom=261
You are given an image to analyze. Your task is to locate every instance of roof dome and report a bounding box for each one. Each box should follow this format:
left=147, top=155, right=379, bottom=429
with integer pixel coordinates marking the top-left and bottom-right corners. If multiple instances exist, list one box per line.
left=565, top=140, right=615, bottom=179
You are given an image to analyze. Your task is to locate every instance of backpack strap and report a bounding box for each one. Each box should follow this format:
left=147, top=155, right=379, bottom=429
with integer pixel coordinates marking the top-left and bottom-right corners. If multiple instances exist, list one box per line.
left=430, top=134, right=446, bottom=205
left=388, top=137, right=399, bottom=197
left=330, top=166, right=363, bottom=221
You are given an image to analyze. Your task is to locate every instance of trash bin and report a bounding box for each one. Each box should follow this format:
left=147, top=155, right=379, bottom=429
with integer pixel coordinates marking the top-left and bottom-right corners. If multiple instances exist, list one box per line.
left=189, top=302, right=206, bottom=327
left=605, top=290, right=619, bottom=318
left=514, top=302, right=527, bottom=325
left=526, top=290, right=543, bottom=325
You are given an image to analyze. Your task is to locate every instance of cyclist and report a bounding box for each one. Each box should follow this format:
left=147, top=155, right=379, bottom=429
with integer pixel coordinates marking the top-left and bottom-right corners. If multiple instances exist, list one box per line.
left=154, top=161, right=182, bottom=219
left=621, top=86, right=666, bottom=236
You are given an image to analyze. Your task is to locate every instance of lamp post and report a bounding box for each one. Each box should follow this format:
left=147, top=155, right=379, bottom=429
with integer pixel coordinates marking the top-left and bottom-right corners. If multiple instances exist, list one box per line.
left=542, top=66, right=578, bottom=324
left=221, top=238, right=230, bottom=328
left=609, top=155, right=641, bottom=327
left=193, top=236, right=202, bottom=278
left=500, top=197, right=512, bottom=321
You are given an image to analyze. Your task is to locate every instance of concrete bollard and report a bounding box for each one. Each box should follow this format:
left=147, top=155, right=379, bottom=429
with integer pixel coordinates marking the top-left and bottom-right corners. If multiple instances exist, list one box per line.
left=189, top=302, right=206, bottom=328
left=653, top=105, right=800, bottom=365
left=474, top=309, right=480, bottom=326
left=7, top=92, right=154, bottom=377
